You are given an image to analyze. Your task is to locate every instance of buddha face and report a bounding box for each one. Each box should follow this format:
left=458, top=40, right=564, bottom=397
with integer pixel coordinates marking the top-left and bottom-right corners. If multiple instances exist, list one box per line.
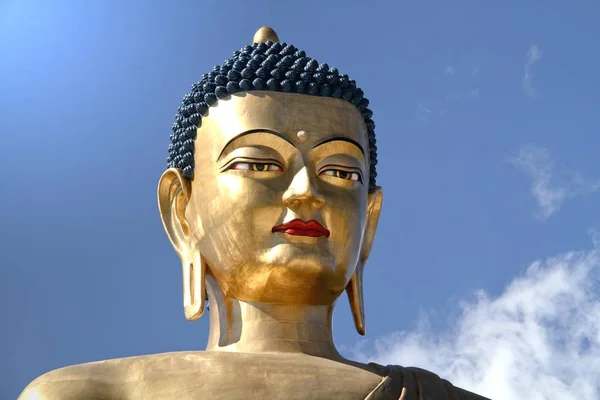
left=163, top=92, right=382, bottom=306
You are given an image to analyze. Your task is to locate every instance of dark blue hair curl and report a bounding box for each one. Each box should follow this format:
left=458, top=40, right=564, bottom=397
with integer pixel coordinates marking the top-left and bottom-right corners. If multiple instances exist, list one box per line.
left=169, top=40, right=378, bottom=190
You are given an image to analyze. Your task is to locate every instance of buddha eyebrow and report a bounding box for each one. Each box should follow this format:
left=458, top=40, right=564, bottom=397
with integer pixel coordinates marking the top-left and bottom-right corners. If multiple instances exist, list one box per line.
left=217, top=129, right=294, bottom=161
left=312, top=137, right=365, bottom=156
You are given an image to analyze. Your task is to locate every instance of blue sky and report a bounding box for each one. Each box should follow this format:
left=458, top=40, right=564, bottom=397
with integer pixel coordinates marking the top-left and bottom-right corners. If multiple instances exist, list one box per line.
left=1, top=1, right=599, bottom=398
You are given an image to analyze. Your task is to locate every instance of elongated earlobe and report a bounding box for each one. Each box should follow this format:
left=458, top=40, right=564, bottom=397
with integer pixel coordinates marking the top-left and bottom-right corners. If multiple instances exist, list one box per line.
left=347, top=188, right=383, bottom=335
left=182, top=251, right=206, bottom=320
left=347, top=263, right=366, bottom=335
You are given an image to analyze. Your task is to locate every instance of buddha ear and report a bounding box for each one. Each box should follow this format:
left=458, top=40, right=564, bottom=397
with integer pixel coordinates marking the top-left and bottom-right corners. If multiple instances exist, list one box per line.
left=359, top=187, right=384, bottom=265
left=346, top=187, right=383, bottom=335
left=157, top=168, right=206, bottom=321
left=158, top=168, right=192, bottom=256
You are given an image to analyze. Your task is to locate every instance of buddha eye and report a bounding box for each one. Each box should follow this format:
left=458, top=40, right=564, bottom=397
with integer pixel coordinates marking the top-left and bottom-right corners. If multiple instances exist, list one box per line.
left=319, top=169, right=362, bottom=183
left=228, top=162, right=283, bottom=172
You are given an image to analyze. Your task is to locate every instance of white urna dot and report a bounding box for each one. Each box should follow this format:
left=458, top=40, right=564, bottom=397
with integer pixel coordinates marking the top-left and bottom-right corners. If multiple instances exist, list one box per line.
left=297, top=130, right=308, bottom=142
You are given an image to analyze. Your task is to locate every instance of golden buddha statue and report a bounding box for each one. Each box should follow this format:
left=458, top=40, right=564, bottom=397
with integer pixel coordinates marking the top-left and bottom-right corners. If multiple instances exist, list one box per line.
left=19, top=27, right=490, bottom=400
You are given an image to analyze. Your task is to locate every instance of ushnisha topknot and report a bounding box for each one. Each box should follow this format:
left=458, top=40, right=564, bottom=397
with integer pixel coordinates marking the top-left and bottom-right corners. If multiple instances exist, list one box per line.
left=168, top=26, right=378, bottom=190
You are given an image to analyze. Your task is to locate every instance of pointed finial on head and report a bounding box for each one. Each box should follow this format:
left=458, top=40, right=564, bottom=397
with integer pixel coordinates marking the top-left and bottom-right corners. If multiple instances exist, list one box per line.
left=253, top=26, right=280, bottom=44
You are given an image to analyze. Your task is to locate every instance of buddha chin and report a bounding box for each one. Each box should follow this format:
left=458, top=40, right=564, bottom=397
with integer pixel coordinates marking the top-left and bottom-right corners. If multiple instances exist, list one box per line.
left=226, top=243, right=356, bottom=305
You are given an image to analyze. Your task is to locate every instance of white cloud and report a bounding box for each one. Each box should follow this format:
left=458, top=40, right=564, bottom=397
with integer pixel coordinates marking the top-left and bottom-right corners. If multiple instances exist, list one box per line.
left=523, top=45, right=542, bottom=97
left=352, top=240, right=600, bottom=399
left=507, top=145, right=600, bottom=220
left=444, top=65, right=456, bottom=76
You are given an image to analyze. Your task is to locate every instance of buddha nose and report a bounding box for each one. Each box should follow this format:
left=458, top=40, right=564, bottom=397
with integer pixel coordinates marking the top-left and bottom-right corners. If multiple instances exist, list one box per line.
left=282, top=167, right=326, bottom=210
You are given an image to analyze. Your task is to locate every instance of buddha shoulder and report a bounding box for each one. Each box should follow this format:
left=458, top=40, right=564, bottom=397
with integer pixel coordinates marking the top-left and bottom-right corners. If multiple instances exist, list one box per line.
left=19, top=361, right=112, bottom=400
left=18, top=353, right=150, bottom=400
left=19, top=352, right=238, bottom=400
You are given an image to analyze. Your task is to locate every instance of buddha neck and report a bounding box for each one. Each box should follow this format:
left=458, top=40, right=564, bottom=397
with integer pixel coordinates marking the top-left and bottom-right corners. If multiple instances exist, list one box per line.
left=204, top=275, right=343, bottom=361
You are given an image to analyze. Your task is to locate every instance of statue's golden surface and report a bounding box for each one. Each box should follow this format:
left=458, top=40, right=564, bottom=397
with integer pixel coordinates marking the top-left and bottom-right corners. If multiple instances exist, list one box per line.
left=19, top=28, right=489, bottom=400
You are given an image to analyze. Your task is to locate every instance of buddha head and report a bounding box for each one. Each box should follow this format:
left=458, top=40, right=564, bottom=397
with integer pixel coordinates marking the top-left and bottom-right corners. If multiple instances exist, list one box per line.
left=157, top=27, right=383, bottom=335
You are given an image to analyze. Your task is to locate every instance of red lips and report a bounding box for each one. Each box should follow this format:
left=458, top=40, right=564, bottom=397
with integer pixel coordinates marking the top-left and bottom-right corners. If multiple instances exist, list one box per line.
left=272, top=219, right=330, bottom=238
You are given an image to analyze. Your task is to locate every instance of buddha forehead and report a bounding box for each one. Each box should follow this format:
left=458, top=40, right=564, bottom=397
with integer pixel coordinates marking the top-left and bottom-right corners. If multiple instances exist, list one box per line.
left=195, top=92, right=368, bottom=155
